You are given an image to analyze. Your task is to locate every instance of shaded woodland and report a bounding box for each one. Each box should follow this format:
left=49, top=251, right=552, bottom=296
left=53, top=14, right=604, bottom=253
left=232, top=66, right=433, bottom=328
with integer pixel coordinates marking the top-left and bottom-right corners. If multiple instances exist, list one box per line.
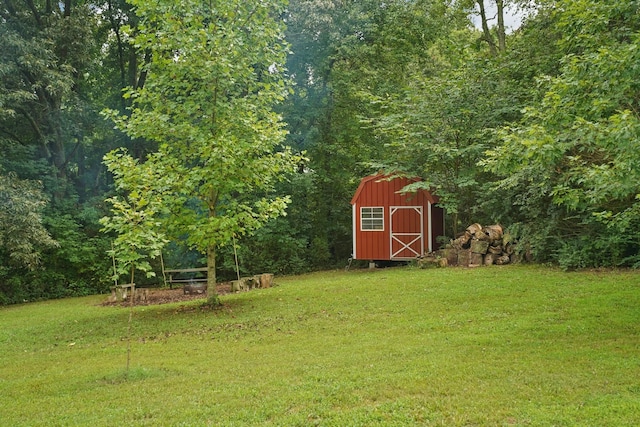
left=1, top=0, right=639, bottom=303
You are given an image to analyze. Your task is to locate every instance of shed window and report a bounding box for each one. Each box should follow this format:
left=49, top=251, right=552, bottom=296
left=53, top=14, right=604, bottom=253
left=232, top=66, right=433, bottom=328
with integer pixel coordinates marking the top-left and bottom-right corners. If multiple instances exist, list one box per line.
left=361, top=207, right=384, bottom=231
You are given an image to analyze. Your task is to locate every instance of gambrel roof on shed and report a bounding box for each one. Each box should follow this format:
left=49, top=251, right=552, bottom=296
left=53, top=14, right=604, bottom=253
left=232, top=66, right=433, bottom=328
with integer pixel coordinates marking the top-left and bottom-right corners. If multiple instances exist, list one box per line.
left=350, top=174, right=437, bottom=206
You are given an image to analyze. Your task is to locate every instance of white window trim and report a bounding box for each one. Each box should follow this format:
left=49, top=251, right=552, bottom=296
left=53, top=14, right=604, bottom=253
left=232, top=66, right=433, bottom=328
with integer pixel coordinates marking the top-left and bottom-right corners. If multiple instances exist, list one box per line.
left=360, top=206, right=384, bottom=231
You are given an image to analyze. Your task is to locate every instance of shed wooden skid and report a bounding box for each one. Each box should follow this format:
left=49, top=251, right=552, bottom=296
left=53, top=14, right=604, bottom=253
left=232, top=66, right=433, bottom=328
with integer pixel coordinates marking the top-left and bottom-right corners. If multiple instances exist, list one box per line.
left=351, top=174, right=445, bottom=261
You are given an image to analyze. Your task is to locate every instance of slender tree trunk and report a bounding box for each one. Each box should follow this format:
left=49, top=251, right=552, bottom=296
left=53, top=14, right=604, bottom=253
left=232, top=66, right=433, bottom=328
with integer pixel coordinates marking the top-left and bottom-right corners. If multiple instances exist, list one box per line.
left=106, top=0, right=128, bottom=111
left=496, top=0, right=506, bottom=52
left=476, top=0, right=498, bottom=55
left=51, top=120, right=67, bottom=177
left=206, top=244, right=219, bottom=305
left=126, top=264, right=134, bottom=375
left=206, top=188, right=219, bottom=305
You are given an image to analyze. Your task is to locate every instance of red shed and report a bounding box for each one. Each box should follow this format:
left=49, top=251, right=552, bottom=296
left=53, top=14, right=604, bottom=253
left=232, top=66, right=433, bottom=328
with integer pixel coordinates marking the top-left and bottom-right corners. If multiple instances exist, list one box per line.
left=351, top=174, right=445, bottom=261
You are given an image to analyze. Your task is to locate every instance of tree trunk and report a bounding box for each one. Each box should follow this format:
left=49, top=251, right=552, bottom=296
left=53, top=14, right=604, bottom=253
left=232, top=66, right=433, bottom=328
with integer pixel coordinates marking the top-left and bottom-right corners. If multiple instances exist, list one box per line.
left=207, top=244, right=218, bottom=303
left=206, top=189, right=220, bottom=305
left=64, top=0, right=71, bottom=17
left=496, top=0, right=506, bottom=52
left=50, top=119, right=67, bottom=177
left=477, top=0, right=498, bottom=55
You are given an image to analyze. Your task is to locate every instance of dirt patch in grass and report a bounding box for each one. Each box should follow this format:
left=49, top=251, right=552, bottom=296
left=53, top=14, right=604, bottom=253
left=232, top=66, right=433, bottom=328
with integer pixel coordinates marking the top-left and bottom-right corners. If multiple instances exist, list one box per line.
left=101, top=282, right=232, bottom=307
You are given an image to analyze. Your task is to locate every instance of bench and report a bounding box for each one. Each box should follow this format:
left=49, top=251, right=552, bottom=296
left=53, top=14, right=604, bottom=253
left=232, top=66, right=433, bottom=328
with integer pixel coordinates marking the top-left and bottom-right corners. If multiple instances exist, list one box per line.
left=163, top=267, right=208, bottom=291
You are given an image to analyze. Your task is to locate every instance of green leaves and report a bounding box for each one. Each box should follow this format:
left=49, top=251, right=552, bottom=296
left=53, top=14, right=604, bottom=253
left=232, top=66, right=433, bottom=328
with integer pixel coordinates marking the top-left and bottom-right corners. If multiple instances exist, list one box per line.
left=484, top=0, right=640, bottom=267
left=0, top=172, right=58, bottom=270
left=100, top=150, right=168, bottom=282
left=102, top=0, right=299, bottom=287
left=364, top=30, right=516, bottom=230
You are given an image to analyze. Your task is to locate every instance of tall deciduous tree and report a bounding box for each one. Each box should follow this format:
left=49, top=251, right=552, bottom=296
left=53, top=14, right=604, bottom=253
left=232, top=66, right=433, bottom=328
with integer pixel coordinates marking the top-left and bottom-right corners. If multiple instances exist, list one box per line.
left=463, top=0, right=535, bottom=54
left=483, top=0, right=640, bottom=268
left=359, top=1, right=552, bottom=236
left=358, top=2, right=519, bottom=234
left=0, top=0, right=96, bottom=183
left=0, top=0, right=125, bottom=304
left=100, top=150, right=167, bottom=284
left=104, top=0, right=299, bottom=304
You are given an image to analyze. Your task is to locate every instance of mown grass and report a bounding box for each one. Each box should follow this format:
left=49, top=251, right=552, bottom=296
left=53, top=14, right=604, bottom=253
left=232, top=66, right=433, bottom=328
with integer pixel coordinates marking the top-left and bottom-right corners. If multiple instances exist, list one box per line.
left=1, top=265, right=639, bottom=426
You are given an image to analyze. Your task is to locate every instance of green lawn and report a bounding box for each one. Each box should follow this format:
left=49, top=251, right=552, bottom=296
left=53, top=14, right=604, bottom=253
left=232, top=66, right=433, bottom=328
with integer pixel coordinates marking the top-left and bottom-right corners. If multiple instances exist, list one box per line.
left=1, top=265, right=639, bottom=426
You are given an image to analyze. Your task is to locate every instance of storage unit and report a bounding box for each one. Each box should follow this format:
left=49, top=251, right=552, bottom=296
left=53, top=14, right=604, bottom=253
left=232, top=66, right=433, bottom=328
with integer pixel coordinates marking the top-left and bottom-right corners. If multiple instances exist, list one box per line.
left=351, top=174, right=445, bottom=261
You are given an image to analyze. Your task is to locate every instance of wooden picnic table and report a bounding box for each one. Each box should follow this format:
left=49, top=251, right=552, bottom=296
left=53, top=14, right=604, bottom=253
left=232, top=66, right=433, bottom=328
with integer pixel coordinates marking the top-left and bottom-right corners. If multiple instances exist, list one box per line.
left=163, top=267, right=208, bottom=289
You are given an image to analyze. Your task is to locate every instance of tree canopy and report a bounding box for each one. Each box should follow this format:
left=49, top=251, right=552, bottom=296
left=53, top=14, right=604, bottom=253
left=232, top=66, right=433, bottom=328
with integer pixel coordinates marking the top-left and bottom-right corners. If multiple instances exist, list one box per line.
left=484, top=0, right=640, bottom=268
left=102, top=0, right=300, bottom=303
left=1, top=0, right=639, bottom=303
left=0, top=172, right=58, bottom=270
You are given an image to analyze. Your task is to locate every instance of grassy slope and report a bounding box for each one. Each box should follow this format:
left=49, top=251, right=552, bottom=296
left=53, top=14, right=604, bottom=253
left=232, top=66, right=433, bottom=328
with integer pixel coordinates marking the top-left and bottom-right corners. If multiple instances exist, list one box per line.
left=0, top=265, right=639, bottom=426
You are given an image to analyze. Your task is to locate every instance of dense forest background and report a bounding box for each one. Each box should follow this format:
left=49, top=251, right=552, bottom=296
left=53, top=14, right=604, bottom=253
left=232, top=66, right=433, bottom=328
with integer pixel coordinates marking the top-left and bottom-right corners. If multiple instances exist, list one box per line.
left=1, top=0, right=639, bottom=304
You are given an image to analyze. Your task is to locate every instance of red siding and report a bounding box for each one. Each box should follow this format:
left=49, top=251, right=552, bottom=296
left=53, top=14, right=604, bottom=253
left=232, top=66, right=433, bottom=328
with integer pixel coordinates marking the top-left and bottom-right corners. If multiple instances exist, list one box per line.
left=351, top=174, right=443, bottom=261
left=431, top=202, right=445, bottom=250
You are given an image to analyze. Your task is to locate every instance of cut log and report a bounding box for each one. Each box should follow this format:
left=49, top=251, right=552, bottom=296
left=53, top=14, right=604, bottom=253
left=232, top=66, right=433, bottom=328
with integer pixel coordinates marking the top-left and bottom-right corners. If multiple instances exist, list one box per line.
left=471, top=240, right=489, bottom=254
left=495, top=255, right=511, bottom=265
left=435, top=223, right=518, bottom=269
left=242, top=276, right=260, bottom=290
left=457, top=249, right=471, bottom=267
left=260, top=273, right=274, bottom=288
left=231, top=279, right=245, bottom=292
left=232, top=274, right=273, bottom=292
left=441, top=248, right=458, bottom=266
left=452, top=232, right=471, bottom=250
left=418, top=255, right=439, bottom=269
left=488, top=244, right=503, bottom=255
left=115, top=283, right=134, bottom=301
left=483, top=224, right=503, bottom=242
left=466, top=223, right=483, bottom=237
left=504, top=242, right=515, bottom=255
left=469, top=252, right=484, bottom=266
left=418, top=254, right=448, bottom=269
left=502, top=232, right=513, bottom=246
left=475, top=231, right=491, bottom=242
left=251, top=276, right=262, bottom=289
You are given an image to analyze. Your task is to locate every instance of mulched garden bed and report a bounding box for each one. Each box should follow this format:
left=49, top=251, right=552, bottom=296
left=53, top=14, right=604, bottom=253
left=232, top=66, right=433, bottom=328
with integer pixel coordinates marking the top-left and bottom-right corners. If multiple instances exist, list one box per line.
left=101, top=282, right=232, bottom=307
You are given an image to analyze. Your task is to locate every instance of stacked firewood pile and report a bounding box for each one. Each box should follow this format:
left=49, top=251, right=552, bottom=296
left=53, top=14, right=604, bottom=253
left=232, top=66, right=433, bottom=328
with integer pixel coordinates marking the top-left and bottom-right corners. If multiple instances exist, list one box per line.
left=442, top=223, right=515, bottom=267
left=419, top=223, right=517, bottom=268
